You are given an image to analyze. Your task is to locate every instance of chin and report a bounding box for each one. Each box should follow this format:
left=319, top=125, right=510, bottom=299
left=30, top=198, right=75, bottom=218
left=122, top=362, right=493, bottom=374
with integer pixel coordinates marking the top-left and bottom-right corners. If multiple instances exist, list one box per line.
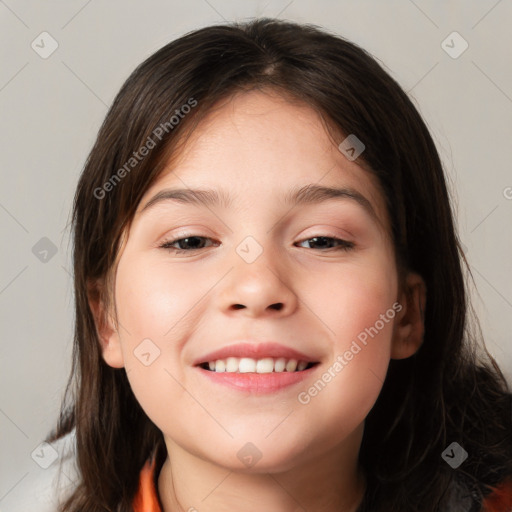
left=215, top=437, right=311, bottom=474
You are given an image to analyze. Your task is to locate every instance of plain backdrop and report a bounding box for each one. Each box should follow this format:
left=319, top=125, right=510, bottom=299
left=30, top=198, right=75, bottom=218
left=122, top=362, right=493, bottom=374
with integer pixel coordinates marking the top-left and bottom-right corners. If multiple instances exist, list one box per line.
left=1, top=0, right=511, bottom=508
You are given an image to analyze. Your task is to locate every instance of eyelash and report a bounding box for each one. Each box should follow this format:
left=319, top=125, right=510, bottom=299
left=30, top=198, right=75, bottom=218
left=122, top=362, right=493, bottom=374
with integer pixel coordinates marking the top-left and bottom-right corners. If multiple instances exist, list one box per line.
left=158, top=235, right=355, bottom=254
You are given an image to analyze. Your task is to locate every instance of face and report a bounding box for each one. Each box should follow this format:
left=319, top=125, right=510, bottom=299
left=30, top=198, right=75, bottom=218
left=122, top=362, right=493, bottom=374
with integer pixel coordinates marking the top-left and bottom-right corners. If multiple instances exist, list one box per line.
left=97, top=89, right=421, bottom=473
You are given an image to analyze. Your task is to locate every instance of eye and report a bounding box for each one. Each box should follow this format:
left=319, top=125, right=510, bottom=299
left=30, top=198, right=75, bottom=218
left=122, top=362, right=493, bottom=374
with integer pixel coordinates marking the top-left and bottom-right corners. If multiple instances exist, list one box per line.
left=296, top=236, right=354, bottom=251
left=159, top=236, right=217, bottom=253
left=159, top=235, right=354, bottom=254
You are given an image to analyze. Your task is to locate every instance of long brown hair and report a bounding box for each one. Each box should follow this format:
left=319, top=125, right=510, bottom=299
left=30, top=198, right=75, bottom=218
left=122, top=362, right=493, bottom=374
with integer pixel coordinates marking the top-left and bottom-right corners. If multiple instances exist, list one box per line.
left=46, top=18, right=512, bottom=511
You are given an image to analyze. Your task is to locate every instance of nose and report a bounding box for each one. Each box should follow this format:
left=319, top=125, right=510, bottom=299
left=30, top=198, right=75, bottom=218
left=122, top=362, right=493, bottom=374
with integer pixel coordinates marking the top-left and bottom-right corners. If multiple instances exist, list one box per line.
left=217, top=243, right=299, bottom=318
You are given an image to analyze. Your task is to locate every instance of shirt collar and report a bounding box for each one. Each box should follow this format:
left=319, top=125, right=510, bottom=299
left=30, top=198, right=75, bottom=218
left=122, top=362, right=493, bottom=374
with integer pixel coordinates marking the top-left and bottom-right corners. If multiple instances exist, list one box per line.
left=133, top=454, right=163, bottom=512
left=131, top=453, right=512, bottom=512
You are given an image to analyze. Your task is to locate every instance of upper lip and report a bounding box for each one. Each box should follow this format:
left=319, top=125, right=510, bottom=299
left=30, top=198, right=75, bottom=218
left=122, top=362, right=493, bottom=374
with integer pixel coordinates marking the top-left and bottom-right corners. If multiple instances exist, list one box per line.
left=193, top=341, right=320, bottom=366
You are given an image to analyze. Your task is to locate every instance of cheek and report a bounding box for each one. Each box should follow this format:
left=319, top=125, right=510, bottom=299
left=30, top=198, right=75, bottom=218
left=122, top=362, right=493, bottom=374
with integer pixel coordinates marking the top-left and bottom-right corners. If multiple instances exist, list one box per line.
left=295, top=272, right=397, bottom=444
left=305, top=253, right=398, bottom=399
left=114, top=255, right=204, bottom=343
left=308, top=250, right=398, bottom=341
left=112, top=256, right=203, bottom=416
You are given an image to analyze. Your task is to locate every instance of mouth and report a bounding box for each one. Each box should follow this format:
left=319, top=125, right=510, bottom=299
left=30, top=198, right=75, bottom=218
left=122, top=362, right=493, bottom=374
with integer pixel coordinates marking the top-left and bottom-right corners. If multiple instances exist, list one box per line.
left=192, top=341, right=322, bottom=393
left=197, top=357, right=320, bottom=373
left=195, top=358, right=320, bottom=396
left=195, top=358, right=321, bottom=394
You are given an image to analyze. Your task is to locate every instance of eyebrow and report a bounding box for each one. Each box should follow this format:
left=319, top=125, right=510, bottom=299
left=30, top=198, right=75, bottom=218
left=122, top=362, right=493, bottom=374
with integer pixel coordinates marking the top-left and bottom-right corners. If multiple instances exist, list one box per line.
left=139, top=184, right=378, bottom=221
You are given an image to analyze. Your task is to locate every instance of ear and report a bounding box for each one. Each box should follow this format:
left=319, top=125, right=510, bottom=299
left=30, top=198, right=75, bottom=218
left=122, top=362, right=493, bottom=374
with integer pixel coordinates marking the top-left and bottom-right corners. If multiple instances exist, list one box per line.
left=390, top=272, right=426, bottom=360
left=87, top=279, right=125, bottom=368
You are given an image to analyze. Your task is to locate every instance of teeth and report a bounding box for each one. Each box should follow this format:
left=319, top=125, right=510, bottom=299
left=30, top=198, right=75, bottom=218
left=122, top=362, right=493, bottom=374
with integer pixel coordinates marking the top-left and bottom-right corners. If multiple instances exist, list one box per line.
left=297, top=361, right=308, bottom=371
left=214, top=360, right=226, bottom=372
left=274, top=358, right=286, bottom=372
left=285, top=359, right=297, bottom=372
left=255, top=358, right=273, bottom=373
left=226, top=357, right=239, bottom=372
left=204, top=357, right=313, bottom=373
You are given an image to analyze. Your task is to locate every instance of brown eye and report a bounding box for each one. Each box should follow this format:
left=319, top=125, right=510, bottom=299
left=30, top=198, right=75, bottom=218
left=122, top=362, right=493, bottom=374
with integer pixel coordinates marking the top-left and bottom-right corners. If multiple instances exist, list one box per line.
left=296, top=236, right=354, bottom=251
left=160, top=236, right=216, bottom=253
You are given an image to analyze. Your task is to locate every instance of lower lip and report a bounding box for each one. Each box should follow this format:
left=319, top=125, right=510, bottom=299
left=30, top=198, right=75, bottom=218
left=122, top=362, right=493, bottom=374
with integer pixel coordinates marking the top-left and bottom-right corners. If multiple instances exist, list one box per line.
left=195, top=364, right=320, bottom=394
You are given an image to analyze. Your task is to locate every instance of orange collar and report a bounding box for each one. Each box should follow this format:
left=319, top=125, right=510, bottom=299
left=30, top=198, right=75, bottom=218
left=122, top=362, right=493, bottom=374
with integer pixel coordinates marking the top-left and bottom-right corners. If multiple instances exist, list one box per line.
left=482, top=476, right=512, bottom=512
left=133, top=456, right=512, bottom=512
left=133, top=456, right=163, bottom=512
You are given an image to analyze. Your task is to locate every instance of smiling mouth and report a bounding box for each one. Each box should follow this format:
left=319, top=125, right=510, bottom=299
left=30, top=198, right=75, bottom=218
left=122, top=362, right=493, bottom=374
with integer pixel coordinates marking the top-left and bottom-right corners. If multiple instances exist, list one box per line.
left=198, top=357, right=319, bottom=373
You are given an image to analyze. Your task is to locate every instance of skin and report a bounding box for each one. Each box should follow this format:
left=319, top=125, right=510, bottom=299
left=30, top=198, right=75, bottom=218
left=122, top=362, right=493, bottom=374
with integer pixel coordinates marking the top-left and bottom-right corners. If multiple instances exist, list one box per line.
left=90, top=88, right=426, bottom=512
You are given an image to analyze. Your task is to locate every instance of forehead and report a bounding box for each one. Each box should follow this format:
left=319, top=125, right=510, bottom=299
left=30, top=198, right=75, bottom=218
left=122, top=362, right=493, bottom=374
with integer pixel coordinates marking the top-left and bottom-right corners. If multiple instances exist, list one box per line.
left=137, top=89, right=391, bottom=236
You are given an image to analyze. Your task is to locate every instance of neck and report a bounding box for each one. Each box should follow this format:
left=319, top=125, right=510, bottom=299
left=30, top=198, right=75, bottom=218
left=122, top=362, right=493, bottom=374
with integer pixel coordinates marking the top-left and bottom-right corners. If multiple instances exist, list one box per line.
left=157, top=424, right=366, bottom=512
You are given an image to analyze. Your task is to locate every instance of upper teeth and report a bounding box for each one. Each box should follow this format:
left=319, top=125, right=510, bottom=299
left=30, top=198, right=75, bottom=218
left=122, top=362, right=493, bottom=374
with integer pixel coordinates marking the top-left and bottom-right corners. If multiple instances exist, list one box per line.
left=206, top=357, right=309, bottom=373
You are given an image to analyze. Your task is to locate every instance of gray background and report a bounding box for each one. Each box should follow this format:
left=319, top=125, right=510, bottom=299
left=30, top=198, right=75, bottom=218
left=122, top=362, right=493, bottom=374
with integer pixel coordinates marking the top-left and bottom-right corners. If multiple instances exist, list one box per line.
left=1, top=0, right=511, bottom=508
